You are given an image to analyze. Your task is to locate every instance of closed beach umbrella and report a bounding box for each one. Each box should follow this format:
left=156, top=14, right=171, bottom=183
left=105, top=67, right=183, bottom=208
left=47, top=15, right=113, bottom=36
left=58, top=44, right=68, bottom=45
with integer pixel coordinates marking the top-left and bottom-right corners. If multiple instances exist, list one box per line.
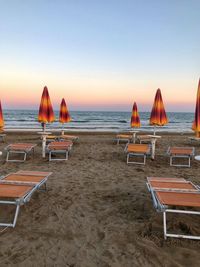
left=150, top=88, right=168, bottom=135
left=0, top=101, right=4, bottom=132
left=131, top=102, right=140, bottom=128
left=59, top=98, right=71, bottom=134
left=38, top=86, right=55, bottom=131
left=192, top=79, right=200, bottom=137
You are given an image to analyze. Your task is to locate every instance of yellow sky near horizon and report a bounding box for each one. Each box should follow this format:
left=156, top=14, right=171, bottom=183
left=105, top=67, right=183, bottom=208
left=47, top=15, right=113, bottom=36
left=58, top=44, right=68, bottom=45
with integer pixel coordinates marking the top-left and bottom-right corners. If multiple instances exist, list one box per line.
left=0, top=68, right=198, bottom=111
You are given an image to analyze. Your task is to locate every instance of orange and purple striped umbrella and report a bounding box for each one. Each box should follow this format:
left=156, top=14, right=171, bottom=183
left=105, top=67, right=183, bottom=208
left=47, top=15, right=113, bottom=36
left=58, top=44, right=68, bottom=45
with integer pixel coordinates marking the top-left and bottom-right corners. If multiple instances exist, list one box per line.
left=38, top=86, right=55, bottom=129
left=131, top=102, right=140, bottom=128
left=150, top=89, right=168, bottom=127
left=0, top=101, right=4, bottom=132
left=192, top=79, right=200, bottom=137
left=59, top=98, right=71, bottom=123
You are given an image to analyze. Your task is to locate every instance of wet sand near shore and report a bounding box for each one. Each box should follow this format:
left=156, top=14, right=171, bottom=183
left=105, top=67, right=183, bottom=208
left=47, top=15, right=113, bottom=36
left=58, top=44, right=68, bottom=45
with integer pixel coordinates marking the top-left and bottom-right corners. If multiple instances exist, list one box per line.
left=0, top=132, right=200, bottom=266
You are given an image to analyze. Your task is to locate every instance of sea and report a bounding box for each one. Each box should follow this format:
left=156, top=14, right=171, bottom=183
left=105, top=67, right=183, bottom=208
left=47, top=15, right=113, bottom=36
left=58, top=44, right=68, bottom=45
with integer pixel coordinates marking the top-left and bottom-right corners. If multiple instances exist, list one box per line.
left=2, top=110, right=195, bottom=133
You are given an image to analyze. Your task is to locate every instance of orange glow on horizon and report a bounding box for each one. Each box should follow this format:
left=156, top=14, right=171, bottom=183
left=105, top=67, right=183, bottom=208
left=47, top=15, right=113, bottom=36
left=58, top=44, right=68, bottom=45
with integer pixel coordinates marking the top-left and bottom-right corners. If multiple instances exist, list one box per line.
left=0, top=70, right=198, bottom=112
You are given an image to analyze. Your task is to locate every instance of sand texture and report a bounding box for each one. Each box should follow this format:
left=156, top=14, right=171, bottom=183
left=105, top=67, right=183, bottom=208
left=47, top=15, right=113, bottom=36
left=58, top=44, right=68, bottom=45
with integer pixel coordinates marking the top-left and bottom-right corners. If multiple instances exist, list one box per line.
left=0, top=132, right=200, bottom=266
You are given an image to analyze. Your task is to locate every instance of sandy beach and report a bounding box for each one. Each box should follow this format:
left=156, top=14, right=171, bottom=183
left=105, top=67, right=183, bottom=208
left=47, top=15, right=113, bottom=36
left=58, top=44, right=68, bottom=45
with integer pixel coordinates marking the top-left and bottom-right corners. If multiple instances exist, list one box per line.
left=0, top=132, right=200, bottom=267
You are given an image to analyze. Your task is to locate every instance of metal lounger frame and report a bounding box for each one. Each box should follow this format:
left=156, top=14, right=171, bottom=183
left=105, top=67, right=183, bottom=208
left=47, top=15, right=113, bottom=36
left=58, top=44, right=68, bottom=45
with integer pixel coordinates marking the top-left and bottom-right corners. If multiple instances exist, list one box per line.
left=167, top=147, right=195, bottom=168
left=125, top=144, right=151, bottom=165
left=0, top=173, right=51, bottom=227
left=6, top=146, right=35, bottom=162
left=147, top=179, right=200, bottom=240
left=127, top=152, right=147, bottom=165
left=49, top=149, right=69, bottom=161
left=0, top=185, right=37, bottom=228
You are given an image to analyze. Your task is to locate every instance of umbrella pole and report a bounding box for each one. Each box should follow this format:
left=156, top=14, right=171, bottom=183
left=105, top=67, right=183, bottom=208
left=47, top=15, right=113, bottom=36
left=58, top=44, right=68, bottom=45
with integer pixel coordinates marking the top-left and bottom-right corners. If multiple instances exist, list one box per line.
left=153, top=125, right=156, bottom=135
left=41, top=123, right=46, bottom=158
left=61, top=124, right=64, bottom=136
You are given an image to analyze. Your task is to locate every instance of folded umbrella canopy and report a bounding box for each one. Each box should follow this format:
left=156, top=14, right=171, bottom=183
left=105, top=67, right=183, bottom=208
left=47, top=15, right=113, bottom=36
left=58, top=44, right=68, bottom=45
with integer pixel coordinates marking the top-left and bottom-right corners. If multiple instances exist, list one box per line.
left=0, top=101, right=4, bottom=132
left=38, top=86, right=55, bottom=131
left=192, top=79, right=200, bottom=137
left=59, top=98, right=71, bottom=134
left=131, top=102, right=140, bottom=128
left=150, top=89, right=168, bottom=135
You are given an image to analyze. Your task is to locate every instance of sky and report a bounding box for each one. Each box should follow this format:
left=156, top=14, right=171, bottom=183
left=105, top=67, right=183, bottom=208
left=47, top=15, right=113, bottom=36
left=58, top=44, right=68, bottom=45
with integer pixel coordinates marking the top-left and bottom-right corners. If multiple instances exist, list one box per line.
left=0, top=0, right=199, bottom=112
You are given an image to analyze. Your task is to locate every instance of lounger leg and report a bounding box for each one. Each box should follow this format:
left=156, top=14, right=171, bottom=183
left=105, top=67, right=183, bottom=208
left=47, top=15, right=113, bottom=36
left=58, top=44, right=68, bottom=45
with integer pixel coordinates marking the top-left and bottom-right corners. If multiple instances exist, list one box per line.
left=13, top=205, right=20, bottom=228
left=127, top=154, right=129, bottom=164
left=189, top=157, right=191, bottom=168
left=144, top=155, right=146, bottom=165
left=23, top=152, right=27, bottom=162
left=49, top=151, right=51, bottom=161
left=0, top=202, right=21, bottom=228
left=163, top=211, right=167, bottom=240
left=170, top=156, right=172, bottom=166
left=6, top=152, right=9, bottom=162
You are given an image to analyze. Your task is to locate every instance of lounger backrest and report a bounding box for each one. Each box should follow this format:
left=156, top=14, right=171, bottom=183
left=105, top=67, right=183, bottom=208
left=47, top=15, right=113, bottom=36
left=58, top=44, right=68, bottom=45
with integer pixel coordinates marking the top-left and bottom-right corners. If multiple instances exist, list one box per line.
left=149, top=181, right=197, bottom=190
left=155, top=191, right=200, bottom=207
left=0, top=183, right=34, bottom=198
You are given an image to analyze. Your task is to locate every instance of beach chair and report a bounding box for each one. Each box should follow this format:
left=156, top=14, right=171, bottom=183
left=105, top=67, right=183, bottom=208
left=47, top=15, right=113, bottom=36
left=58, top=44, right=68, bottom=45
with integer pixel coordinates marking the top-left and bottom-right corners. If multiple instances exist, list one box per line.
left=137, top=135, right=152, bottom=144
left=46, top=134, right=79, bottom=143
left=116, top=132, right=137, bottom=145
left=47, top=141, right=73, bottom=161
left=146, top=176, right=200, bottom=240
left=125, top=143, right=151, bottom=165
left=59, top=134, right=79, bottom=142
left=5, top=143, right=37, bottom=162
left=167, top=147, right=195, bottom=167
left=0, top=171, right=52, bottom=227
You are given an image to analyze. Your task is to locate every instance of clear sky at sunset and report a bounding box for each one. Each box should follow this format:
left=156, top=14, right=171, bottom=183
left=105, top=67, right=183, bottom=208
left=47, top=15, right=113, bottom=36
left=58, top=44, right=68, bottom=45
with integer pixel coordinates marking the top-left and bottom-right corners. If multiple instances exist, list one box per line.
left=0, top=0, right=199, bottom=111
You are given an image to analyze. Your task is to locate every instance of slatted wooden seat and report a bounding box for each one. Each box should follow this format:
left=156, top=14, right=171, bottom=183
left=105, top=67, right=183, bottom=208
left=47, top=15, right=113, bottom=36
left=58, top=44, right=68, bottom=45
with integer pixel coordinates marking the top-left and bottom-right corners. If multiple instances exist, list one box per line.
left=0, top=171, right=52, bottom=228
left=116, top=132, right=136, bottom=145
left=137, top=135, right=152, bottom=144
left=125, top=144, right=151, bottom=165
left=5, top=143, right=37, bottom=162
left=47, top=141, right=73, bottom=161
left=167, top=146, right=195, bottom=167
left=146, top=176, right=200, bottom=240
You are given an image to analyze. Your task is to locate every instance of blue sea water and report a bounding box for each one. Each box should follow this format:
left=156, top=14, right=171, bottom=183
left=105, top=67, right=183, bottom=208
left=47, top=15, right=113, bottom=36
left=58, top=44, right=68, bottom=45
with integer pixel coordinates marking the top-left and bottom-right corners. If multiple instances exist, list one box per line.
left=3, top=110, right=194, bottom=133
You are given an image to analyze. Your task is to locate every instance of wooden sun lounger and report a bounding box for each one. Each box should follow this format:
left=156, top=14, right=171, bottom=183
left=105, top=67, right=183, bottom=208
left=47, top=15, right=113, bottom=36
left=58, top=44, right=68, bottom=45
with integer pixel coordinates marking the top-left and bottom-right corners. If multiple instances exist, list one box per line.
left=167, top=146, right=195, bottom=167
left=116, top=132, right=137, bottom=145
left=59, top=135, right=79, bottom=142
left=5, top=143, right=37, bottom=162
left=146, top=176, right=200, bottom=240
left=47, top=141, right=73, bottom=161
left=46, top=135, right=79, bottom=142
left=125, top=144, right=151, bottom=165
left=137, top=135, right=152, bottom=144
left=0, top=171, right=52, bottom=228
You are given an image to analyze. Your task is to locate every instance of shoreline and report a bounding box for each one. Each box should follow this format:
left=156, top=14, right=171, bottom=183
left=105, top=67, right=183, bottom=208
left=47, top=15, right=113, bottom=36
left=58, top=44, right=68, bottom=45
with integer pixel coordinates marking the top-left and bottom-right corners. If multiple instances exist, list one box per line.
left=2, top=128, right=194, bottom=135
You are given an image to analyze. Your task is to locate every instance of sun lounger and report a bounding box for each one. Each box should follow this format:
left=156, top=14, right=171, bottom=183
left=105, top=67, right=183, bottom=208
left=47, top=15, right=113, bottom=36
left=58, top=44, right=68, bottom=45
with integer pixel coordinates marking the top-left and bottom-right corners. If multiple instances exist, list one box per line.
left=46, top=134, right=79, bottom=143
left=59, top=134, right=79, bottom=142
left=188, top=137, right=200, bottom=143
left=0, top=171, right=52, bottom=227
left=116, top=132, right=137, bottom=145
left=5, top=143, right=37, bottom=162
left=147, top=176, right=200, bottom=240
left=137, top=135, right=152, bottom=144
left=167, top=147, right=195, bottom=167
left=125, top=143, right=151, bottom=165
left=47, top=141, right=73, bottom=161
